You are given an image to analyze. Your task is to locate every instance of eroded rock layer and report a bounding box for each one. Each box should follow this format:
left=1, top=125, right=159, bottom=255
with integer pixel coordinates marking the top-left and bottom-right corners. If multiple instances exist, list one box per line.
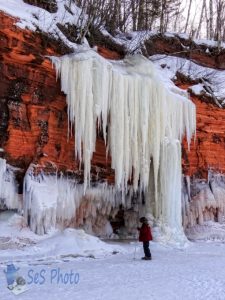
left=0, top=11, right=115, bottom=185
left=181, top=90, right=225, bottom=178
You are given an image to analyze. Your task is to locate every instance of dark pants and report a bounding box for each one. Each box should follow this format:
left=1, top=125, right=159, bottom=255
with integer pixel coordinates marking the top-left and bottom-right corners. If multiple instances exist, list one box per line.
left=143, top=241, right=151, bottom=258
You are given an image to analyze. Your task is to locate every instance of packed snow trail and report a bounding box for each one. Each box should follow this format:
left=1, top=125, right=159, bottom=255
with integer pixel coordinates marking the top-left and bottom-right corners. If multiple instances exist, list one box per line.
left=1, top=241, right=225, bottom=300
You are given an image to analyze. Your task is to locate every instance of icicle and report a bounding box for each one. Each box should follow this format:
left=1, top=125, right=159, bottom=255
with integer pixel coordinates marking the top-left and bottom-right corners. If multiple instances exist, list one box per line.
left=23, top=166, right=138, bottom=235
left=159, top=138, right=182, bottom=230
left=43, top=50, right=197, bottom=241
left=51, top=51, right=196, bottom=195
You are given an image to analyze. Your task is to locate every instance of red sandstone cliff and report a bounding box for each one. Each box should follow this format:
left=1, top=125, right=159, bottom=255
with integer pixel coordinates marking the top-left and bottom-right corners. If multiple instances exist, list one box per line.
left=0, top=12, right=118, bottom=186
left=182, top=89, right=225, bottom=179
left=0, top=10, right=224, bottom=188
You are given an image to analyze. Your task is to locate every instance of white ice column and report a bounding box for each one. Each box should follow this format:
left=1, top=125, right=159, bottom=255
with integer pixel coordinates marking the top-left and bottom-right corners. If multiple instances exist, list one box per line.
left=0, top=158, right=19, bottom=210
left=159, top=138, right=182, bottom=229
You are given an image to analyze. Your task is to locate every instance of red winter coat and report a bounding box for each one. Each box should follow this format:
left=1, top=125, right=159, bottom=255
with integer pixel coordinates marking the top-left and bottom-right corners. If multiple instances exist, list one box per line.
left=138, top=223, right=152, bottom=242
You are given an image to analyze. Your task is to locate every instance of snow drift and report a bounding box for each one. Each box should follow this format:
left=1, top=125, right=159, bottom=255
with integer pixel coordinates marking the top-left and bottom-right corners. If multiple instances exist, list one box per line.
left=0, top=212, right=125, bottom=261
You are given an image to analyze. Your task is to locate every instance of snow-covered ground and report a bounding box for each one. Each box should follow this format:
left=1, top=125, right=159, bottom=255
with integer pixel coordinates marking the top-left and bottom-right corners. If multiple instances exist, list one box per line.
left=2, top=1, right=225, bottom=56
left=0, top=212, right=125, bottom=261
left=1, top=212, right=225, bottom=300
left=1, top=240, right=225, bottom=300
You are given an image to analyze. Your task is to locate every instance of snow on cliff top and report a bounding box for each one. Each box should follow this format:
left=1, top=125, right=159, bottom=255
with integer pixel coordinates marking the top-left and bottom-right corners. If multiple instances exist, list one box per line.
left=151, top=54, right=225, bottom=106
left=114, top=30, right=225, bottom=54
left=0, top=1, right=224, bottom=105
left=1, top=0, right=225, bottom=53
left=0, top=0, right=84, bottom=50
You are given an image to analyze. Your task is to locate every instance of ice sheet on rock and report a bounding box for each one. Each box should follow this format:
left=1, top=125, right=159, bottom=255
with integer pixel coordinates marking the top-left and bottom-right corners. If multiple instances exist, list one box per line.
left=182, top=173, right=225, bottom=239
left=0, top=158, right=19, bottom=210
left=23, top=166, right=139, bottom=235
left=185, top=221, right=225, bottom=241
left=159, top=139, right=182, bottom=231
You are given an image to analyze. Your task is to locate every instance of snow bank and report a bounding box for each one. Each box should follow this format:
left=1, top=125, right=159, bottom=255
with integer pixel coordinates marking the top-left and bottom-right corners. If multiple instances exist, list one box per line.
left=35, top=228, right=125, bottom=258
left=0, top=212, right=124, bottom=262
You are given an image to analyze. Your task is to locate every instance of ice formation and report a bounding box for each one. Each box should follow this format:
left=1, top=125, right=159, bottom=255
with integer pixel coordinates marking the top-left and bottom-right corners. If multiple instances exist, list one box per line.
left=183, top=173, right=225, bottom=241
left=183, top=173, right=225, bottom=233
left=22, top=50, right=196, bottom=237
left=52, top=51, right=195, bottom=191
left=0, top=158, right=19, bottom=210
left=159, top=139, right=182, bottom=230
left=23, top=166, right=140, bottom=235
left=50, top=50, right=196, bottom=239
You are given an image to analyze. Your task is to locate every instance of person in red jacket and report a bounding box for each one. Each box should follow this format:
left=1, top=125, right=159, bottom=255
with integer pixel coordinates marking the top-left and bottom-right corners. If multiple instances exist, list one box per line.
left=137, top=217, right=152, bottom=260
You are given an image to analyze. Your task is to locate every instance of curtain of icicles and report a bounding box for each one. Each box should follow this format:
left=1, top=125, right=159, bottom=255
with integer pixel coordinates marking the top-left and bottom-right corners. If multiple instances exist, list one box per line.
left=23, top=167, right=137, bottom=235
left=24, top=50, right=196, bottom=236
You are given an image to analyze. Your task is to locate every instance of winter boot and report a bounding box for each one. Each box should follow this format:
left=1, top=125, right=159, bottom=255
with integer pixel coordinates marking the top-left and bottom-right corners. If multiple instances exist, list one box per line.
left=141, top=256, right=151, bottom=260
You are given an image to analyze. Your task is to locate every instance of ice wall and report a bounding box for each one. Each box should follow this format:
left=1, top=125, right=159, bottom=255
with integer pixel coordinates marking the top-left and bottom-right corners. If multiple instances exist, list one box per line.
left=23, top=50, right=195, bottom=237
left=0, top=158, right=19, bottom=210
left=183, top=173, right=225, bottom=231
left=50, top=50, right=196, bottom=240
left=52, top=51, right=195, bottom=192
left=23, top=166, right=140, bottom=235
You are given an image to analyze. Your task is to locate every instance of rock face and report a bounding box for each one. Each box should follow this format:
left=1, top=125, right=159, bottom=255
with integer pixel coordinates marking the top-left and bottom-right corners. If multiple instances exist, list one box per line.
left=0, top=12, right=114, bottom=186
left=1, top=10, right=225, bottom=234
left=1, top=11, right=225, bottom=181
left=182, top=92, right=225, bottom=178
left=144, top=34, right=225, bottom=70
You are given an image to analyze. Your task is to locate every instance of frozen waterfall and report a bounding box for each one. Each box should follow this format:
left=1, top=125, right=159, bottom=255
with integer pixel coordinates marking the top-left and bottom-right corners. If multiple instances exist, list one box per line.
left=22, top=50, right=196, bottom=239
left=52, top=51, right=195, bottom=192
